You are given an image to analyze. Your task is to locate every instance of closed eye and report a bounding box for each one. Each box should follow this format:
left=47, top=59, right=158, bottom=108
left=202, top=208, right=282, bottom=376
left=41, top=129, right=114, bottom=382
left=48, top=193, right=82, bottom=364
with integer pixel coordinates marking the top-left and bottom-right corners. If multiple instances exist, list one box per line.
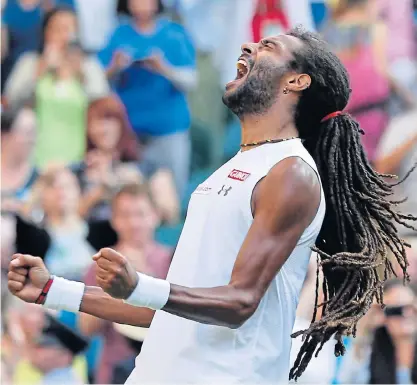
left=261, top=39, right=275, bottom=49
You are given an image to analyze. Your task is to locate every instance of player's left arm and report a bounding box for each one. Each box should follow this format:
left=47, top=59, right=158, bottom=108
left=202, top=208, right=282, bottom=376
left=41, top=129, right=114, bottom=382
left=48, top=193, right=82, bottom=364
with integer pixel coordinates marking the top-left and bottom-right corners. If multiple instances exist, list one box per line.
left=96, top=157, right=321, bottom=328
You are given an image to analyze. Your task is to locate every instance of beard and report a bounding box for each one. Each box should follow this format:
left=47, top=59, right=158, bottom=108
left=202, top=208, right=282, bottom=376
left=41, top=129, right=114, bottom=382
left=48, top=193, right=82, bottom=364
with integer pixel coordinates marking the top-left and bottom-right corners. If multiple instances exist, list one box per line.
left=222, top=60, right=287, bottom=118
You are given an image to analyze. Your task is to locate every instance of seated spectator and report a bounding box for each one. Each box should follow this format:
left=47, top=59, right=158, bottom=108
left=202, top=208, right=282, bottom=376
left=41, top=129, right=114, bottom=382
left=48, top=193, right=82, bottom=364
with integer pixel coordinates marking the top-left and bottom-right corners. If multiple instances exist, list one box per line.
left=79, top=183, right=172, bottom=384
left=338, top=279, right=417, bottom=384
left=4, top=6, right=109, bottom=168
left=10, top=165, right=117, bottom=281
left=99, top=0, right=197, bottom=198
left=1, top=107, right=38, bottom=213
left=4, top=305, right=89, bottom=385
left=320, top=0, right=415, bottom=162
left=74, top=95, right=179, bottom=224
left=30, top=165, right=97, bottom=280
left=32, top=314, right=88, bottom=384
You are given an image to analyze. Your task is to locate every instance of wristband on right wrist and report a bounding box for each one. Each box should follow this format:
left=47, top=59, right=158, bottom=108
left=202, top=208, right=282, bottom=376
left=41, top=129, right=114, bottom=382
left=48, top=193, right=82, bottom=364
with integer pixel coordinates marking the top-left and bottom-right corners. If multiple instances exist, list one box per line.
left=42, top=276, right=85, bottom=313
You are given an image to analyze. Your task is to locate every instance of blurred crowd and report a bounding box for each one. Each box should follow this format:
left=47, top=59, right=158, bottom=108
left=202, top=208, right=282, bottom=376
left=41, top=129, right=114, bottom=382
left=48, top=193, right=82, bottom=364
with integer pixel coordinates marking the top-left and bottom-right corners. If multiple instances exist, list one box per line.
left=1, top=0, right=417, bottom=384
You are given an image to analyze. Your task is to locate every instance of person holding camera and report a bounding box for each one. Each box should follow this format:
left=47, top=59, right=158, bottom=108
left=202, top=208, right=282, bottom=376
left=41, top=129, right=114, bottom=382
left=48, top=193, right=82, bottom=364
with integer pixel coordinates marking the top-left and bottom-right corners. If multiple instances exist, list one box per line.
left=4, top=6, right=109, bottom=168
left=338, top=280, right=417, bottom=384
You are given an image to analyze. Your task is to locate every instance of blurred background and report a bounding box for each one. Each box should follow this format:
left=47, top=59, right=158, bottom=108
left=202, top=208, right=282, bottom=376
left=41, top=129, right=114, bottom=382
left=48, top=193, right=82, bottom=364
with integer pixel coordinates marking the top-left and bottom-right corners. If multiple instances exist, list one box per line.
left=1, top=0, right=416, bottom=384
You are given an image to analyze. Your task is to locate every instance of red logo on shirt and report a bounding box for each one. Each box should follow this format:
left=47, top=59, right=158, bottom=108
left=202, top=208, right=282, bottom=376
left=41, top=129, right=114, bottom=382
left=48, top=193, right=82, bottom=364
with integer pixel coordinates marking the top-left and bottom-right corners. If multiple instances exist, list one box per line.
left=228, top=169, right=251, bottom=181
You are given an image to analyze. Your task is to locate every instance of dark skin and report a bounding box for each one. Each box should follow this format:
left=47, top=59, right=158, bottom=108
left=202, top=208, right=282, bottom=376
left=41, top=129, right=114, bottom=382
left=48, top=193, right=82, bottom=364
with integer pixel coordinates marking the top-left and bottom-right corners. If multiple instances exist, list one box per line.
left=8, top=35, right=320, bottom=329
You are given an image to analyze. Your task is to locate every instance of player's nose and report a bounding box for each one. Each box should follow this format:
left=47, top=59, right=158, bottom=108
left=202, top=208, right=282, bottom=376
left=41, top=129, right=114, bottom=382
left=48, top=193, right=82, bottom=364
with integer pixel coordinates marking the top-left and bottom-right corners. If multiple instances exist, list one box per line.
left=241, top=43, right=257, bottom=55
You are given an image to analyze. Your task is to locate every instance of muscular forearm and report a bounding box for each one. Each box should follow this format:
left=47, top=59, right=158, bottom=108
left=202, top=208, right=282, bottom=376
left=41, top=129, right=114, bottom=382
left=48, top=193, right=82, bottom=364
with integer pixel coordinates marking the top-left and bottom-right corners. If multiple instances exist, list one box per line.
left=162, top=284, right=257, bottom=328
left=81, top=286, right=154, bottom=327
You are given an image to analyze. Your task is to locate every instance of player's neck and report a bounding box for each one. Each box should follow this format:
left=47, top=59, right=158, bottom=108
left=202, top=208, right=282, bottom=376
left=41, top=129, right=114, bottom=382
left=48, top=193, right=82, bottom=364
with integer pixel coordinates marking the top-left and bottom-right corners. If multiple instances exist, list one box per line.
left=240, top=108, right=298, bottom=150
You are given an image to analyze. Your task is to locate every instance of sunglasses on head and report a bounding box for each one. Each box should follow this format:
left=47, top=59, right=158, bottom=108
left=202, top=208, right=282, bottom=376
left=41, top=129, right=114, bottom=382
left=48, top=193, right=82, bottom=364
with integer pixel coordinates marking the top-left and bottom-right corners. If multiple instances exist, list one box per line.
left=384, top=305, right=410, bottom=317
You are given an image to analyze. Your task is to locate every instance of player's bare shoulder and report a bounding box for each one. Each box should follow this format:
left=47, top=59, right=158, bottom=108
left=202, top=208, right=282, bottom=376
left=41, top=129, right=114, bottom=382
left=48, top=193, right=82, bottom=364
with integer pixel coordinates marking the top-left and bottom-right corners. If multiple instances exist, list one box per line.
left=252, top=157, right=321, bottom=228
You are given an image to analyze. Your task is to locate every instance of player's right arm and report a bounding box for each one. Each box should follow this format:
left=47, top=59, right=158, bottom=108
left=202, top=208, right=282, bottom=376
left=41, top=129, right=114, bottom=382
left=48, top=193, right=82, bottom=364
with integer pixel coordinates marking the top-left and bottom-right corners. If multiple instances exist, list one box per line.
left=7, top=254, right=155, bottom=328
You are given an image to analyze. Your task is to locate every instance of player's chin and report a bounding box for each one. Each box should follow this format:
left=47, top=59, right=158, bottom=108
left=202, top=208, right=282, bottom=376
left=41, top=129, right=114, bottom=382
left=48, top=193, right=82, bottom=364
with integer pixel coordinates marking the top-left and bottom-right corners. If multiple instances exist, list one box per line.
left=225, top=75, right=247, bottom=93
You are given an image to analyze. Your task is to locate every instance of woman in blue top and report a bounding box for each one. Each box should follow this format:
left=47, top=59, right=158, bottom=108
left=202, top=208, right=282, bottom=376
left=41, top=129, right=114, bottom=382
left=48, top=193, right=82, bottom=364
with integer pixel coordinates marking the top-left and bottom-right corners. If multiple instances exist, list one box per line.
left=99, top=0, right=197, bottom=198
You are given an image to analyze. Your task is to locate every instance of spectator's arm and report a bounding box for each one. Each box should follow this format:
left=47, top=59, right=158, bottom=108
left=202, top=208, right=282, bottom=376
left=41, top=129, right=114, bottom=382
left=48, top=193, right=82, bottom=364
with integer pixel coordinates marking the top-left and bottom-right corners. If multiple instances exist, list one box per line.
left=98, top=26, right=127, bottom=81
left=78, top=185, right=107, bottom=218
left=82, top=57, right=110, bottom=100
left=158, top=63, right=197, bottom=92
left=3, top=54, right=38, bottom=108
left=374, top=133, right=417, bottom=174
left=160, top=23, right=197, bottom=92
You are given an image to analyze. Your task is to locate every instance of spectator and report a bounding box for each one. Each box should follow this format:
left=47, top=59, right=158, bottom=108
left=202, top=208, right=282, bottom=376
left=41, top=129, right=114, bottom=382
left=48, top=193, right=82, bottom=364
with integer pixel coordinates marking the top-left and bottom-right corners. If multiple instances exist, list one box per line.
left=29, top=314, right=88, bottom=384
left=10, top=165, right=117, bottom=281
left=73, top=95, right=140, bottom=221
left=320, top=0, right=413, bottom=162
left=3, top=304, right=89, bottom=385
left=4, top=6, right=109, bottom=168
left=1, top=0, right=43, bottom=87
left=73, top=95, right=179, bottom=223
left=99, top=0, right=197, bottom=198
left=30, top=165, right=98, bottom=279
left=338, top=280, right=417, bottom=383
left=79, top=183, right=172, bottom=384
left=1, top=107, right=38, bottom=213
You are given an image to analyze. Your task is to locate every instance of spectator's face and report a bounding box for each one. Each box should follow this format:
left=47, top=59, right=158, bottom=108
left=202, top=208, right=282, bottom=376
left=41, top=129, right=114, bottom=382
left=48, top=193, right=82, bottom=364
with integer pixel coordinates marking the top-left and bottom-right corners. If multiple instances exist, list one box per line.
left=3, top=109, right=36, bottom=159
left=45, top=11, right=77, bottom=49
left=128, top=0, right=158, bottom=21
left=42, top=169, right=80, bottom=216
left=112, top=193, right=158, bottom=247
left=88, top=115, right=122, bottom=152
left=384, top=285, right=417, bottom=340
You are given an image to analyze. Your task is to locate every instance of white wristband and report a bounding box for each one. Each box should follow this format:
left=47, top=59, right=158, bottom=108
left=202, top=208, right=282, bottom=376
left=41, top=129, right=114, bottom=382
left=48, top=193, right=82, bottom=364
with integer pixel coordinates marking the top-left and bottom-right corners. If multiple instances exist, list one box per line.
left=124, top=272, right=170, bottom=310
left=43, top=276, right=85, bottom=313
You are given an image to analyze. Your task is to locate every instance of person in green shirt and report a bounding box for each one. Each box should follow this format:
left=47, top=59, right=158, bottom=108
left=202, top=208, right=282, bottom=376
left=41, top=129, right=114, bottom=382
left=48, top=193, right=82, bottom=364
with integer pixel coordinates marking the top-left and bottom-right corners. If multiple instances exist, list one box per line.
left=4, top=7, right=109, bottom=168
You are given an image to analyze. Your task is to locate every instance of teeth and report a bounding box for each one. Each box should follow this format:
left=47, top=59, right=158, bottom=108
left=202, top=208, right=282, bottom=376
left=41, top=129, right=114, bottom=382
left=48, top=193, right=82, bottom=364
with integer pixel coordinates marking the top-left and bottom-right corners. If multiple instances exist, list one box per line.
left=236, top=59, right=248, bottom=70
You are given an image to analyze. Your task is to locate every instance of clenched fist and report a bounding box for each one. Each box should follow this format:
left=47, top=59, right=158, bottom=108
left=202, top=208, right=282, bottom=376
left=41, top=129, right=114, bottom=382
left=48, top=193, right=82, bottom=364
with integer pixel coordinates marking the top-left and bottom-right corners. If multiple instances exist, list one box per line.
left=93, top=248, right=139, bottom=299
left=8, top=254, right=50, bottom=303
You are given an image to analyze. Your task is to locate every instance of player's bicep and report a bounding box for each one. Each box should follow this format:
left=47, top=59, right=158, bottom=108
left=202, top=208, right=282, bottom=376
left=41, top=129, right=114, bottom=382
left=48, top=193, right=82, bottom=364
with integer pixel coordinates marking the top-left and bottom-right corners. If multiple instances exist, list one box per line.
left=229, top=158, right=320, bottom=298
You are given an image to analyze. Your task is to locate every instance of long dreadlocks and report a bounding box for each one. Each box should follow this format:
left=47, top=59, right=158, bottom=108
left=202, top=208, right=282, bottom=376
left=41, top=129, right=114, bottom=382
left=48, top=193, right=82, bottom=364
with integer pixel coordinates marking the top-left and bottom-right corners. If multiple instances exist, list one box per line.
left=286, top=27, right=417, bottom=380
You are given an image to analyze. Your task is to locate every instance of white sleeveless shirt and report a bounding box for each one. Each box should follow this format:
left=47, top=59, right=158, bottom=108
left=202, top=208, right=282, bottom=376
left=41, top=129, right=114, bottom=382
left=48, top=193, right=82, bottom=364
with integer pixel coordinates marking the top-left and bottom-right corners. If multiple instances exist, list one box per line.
left=127, top=139, right=326, bottom=384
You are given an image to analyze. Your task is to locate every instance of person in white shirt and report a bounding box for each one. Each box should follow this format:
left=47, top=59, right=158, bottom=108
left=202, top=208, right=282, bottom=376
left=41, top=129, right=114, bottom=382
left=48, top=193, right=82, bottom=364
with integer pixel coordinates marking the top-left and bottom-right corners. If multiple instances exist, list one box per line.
left=8, top=26, right=416, bottom=383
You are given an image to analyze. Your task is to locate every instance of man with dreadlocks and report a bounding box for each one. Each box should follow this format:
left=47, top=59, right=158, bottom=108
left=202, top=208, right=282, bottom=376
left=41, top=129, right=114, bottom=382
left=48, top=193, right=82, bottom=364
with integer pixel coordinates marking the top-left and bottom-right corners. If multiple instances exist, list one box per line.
left=8, top=27, right=416, bottom=383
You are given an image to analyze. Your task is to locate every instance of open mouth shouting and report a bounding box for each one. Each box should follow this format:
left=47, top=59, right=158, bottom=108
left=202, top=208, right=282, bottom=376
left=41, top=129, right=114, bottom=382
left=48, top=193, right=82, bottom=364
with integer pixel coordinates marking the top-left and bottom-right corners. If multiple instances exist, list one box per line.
left=226, top=57, right=250, bottom=90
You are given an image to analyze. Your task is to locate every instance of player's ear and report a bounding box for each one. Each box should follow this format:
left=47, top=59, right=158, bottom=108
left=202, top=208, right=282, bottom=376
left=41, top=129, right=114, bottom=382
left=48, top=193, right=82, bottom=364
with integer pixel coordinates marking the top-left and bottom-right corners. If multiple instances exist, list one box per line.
left=285, top=73, right=311, bottom=93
